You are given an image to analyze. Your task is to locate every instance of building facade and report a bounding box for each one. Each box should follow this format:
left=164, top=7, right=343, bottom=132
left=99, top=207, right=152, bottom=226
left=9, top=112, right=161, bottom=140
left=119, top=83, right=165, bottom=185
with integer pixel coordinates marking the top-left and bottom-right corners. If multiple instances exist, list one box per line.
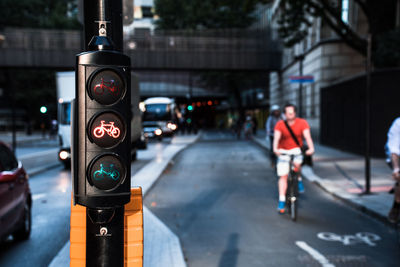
left=268, top=0, right=369, bottom=139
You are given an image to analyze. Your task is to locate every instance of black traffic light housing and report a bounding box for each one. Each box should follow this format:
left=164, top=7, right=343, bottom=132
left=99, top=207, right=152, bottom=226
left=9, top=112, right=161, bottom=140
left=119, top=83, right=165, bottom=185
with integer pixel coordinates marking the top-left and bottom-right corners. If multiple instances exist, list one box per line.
left=73, top=50, right=131, bottom=209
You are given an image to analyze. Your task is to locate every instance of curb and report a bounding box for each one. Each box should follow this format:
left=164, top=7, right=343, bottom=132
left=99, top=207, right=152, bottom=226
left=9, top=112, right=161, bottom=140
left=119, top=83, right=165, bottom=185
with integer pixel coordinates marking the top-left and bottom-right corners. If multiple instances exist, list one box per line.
left=3, top=136, right=51, bottom=146
left=27, top=162, right=62, bottom=177
left=251, top=137, right=398, bottom=228
left=301, top=166, right=397, bottom=228
left=142, top=133, right=202, bottom=197
left=18, top=148, right=62, bottom=178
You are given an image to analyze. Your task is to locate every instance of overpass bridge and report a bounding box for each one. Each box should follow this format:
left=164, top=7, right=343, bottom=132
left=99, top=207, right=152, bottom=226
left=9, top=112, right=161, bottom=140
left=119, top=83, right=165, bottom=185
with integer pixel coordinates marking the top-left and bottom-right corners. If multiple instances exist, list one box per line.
left=0, top=28, right=282, bottom=71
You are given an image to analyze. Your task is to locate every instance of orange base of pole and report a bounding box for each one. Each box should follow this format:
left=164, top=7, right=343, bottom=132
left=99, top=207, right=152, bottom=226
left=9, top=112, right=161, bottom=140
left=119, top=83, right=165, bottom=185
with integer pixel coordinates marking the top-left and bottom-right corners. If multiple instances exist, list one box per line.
left=70, top=188, right=144, bottom=267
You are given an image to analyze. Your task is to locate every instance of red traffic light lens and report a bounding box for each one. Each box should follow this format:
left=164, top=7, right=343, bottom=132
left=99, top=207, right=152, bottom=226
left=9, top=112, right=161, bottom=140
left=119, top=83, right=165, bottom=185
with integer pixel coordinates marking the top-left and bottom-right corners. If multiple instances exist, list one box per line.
left=89, top=112, right=125, bottom=148
left=89, top=69, right=125, bottom=105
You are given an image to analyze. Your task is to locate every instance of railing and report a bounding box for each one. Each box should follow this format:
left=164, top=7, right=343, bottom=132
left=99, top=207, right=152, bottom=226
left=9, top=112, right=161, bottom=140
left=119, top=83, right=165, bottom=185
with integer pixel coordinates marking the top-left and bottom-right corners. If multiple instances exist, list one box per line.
left=0, top=27, right=281, bottom=70
left=1, top=28, right=81, bottom=49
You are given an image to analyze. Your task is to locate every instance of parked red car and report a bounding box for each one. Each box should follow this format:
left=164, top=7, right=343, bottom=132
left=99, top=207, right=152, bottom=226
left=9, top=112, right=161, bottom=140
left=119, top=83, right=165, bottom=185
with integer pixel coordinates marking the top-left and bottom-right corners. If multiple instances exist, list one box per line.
left=0, top=143, right=31, bottom=241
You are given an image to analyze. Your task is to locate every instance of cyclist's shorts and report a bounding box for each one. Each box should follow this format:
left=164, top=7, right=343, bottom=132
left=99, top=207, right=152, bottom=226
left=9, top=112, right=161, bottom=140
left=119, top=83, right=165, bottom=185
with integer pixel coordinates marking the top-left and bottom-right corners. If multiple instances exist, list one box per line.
left=276, top=148, right=303, bottom=177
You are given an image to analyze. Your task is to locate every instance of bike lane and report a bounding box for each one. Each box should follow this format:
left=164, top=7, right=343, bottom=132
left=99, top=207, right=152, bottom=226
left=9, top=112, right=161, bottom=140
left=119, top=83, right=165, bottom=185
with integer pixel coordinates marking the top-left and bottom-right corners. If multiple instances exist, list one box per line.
left=144, top=131, right=400, bottom=267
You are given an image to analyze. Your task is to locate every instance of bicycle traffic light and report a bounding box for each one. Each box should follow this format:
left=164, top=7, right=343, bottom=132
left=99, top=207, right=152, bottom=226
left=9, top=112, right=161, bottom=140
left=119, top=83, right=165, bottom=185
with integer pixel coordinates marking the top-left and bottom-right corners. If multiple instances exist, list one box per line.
left=73, top=50, right=131, bottom=209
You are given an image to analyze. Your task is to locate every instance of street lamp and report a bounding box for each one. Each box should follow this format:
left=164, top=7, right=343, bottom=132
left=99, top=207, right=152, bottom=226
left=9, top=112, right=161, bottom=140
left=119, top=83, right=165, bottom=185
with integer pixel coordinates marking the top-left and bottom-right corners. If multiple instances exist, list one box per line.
left=364, top=33, right=372, bottom=194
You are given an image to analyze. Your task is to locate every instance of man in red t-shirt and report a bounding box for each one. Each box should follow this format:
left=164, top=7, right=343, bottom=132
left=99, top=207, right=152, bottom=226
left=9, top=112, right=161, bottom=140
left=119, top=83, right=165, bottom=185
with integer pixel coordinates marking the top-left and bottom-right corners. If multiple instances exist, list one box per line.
left=273, top=104, right=315, bottom=213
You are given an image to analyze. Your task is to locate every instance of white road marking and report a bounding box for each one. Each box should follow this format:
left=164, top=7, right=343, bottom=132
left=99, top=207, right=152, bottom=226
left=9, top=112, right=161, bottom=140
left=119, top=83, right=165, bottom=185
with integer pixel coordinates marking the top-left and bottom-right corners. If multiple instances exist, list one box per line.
left=317, top=232, right=381, bottom=246
left=295, top=241, right=335, bottom=267
left=32, top=193, right=46, bottom=201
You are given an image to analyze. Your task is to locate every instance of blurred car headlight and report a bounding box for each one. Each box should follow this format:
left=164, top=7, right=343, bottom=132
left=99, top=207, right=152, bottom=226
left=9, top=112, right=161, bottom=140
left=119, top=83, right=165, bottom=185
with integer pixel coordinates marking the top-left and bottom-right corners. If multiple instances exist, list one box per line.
left=167, top=123, right=177, bottom=131
left=59, top=150, right=70, bottom=160
left=155, top=129, right=162, bottom=136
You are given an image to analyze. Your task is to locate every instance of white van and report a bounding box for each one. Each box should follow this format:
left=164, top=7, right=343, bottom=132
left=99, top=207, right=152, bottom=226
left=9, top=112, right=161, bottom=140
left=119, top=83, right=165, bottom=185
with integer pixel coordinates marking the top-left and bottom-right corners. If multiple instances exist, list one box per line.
left=142, top=97, right=177, bottom=139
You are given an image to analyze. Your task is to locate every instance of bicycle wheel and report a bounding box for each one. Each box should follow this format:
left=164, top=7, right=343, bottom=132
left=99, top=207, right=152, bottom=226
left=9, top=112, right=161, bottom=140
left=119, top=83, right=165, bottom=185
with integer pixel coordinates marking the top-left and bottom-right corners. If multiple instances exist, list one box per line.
left=94, top=85, right=104, bottom=95
left=93, top=171, right=104, bottom=181
left=93, top=127, right=104, bottom=138
left=110, top=170, right=120, bottom=181
left=290, top=198, right=297, bottom=221
left=289, top=171, right=298, bottom=221
left=111, top=127, right=120, bottom=138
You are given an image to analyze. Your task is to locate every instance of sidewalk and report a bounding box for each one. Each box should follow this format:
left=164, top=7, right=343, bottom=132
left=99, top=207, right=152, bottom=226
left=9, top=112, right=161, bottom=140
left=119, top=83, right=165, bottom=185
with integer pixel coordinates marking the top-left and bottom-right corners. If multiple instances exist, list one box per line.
left=253, top=132, right=395, bottom=226
left=0, top=131, right=54, bottom=146
left=49, top=133, right=201, bottom=267
left=0, top=131, right=62, bottom=177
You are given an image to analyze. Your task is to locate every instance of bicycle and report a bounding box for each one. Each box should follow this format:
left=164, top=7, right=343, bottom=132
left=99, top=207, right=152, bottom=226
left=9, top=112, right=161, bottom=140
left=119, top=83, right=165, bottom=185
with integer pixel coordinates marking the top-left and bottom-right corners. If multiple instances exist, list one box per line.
left=93, top=164, right=120, bottom=181
left=94, top=78, right=119, bottom=96
left=284, top=154, right=299, bottom=221
left=93, top=120, right=121, bottom=139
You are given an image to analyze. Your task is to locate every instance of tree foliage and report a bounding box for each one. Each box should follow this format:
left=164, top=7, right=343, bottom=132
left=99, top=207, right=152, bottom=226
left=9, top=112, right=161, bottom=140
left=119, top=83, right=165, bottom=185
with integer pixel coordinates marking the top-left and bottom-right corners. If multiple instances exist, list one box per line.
left=276, top=0, right=399, bottom=67
left=0, top=69, right=57, bottom=128
left=12, top=70, right=57, bottom=119
left=0, top=0, right=79, bottom=126
left=0, top=0, right=80, bottom=30
left=154, top=0, right=270, bottom=30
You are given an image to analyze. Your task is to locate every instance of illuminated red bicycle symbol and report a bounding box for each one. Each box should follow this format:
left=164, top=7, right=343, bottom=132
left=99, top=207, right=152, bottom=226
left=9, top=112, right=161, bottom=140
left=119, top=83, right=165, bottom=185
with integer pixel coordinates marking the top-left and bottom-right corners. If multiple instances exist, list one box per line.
left=93, top=120, right=121, bottom=139
left=94, top=78, right=119, bottom=96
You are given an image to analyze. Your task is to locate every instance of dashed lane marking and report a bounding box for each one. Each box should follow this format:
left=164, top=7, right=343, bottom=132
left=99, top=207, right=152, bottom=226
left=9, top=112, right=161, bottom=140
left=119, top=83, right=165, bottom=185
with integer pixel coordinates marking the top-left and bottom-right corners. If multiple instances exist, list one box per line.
left=295, top=241, right=335, bottom=267
left=32, top=193, right=46, bottom=201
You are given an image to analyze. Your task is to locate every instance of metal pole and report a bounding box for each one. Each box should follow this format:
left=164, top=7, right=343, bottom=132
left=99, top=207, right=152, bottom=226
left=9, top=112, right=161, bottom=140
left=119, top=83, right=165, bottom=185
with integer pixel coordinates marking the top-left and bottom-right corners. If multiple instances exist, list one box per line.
left=6, top=70, right=17, bottom=153
left=189, top=72, right=193, bottom=100
left=298, top=55, right=304, bottom=117
left=11, top=91, right=16, bottom=153
left=82, top=1, right=125, bottom=266
left=83, top=0, right=123, bottom=52
left=86, top=207, right=124, bottom=267
left=364, top=34, right=372, bottom=194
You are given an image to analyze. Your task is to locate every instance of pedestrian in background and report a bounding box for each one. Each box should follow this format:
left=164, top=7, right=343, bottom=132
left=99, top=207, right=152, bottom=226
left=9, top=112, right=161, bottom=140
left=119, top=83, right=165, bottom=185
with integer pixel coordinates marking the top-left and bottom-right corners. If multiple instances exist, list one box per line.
left=252, top=115, right=258, bottom=135
left=40, top=122, right=46, bottom=139
left=386, top=117, right=400, bottom=223
left=266, top=105, right=281, bottom=168
left=244, top=115, right=254, bottom=139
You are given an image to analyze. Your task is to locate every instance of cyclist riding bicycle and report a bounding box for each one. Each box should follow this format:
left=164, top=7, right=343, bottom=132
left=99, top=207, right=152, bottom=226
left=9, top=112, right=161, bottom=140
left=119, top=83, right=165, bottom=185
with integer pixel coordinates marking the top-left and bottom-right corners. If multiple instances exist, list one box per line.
left=273, top=104, right=315, bottom=213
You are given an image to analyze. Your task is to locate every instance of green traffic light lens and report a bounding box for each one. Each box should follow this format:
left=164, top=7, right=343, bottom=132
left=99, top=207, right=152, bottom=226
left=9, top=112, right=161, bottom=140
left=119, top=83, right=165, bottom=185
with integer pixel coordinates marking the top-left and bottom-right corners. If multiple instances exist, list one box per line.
left=88, top=154, right=126, bottom=190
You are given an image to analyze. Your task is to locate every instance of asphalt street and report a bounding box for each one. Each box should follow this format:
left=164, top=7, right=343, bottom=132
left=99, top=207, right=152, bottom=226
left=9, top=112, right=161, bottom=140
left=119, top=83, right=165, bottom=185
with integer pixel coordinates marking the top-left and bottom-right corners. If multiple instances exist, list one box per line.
left=0, top=166, right=70, bottom=267
left=0, top=139, right=170, bottom=267
left=145, top=130, right=400, bottom=267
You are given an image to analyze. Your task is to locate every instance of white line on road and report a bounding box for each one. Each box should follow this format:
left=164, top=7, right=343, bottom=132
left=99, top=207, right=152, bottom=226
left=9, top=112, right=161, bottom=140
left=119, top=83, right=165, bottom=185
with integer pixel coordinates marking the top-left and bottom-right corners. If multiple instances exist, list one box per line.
left=295, top=241, right=335, bottom=267
left=32, top=193, right=46, bottom=201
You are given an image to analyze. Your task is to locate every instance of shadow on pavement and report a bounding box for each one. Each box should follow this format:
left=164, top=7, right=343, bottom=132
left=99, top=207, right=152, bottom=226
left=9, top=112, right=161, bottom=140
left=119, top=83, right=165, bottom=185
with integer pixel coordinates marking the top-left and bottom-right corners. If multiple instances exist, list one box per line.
left=218, top=233, right=240, bottom=267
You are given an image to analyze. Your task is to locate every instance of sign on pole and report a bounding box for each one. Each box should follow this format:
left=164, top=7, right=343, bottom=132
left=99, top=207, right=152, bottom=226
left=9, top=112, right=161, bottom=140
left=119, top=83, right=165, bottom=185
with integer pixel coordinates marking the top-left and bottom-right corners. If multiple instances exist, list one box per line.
left=289, top=75, right=315, bottom=84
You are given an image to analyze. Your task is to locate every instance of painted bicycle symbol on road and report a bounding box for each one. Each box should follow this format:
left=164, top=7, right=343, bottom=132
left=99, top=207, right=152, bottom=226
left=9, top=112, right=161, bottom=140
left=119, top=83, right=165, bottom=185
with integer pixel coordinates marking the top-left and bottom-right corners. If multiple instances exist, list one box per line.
left=93, top=163, right=120, bottom=181
left=94, top=78, right=119, bottom=96
left=317, top=232, right=381, bottom=246
left=93, top=120, right=121, bottom=139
